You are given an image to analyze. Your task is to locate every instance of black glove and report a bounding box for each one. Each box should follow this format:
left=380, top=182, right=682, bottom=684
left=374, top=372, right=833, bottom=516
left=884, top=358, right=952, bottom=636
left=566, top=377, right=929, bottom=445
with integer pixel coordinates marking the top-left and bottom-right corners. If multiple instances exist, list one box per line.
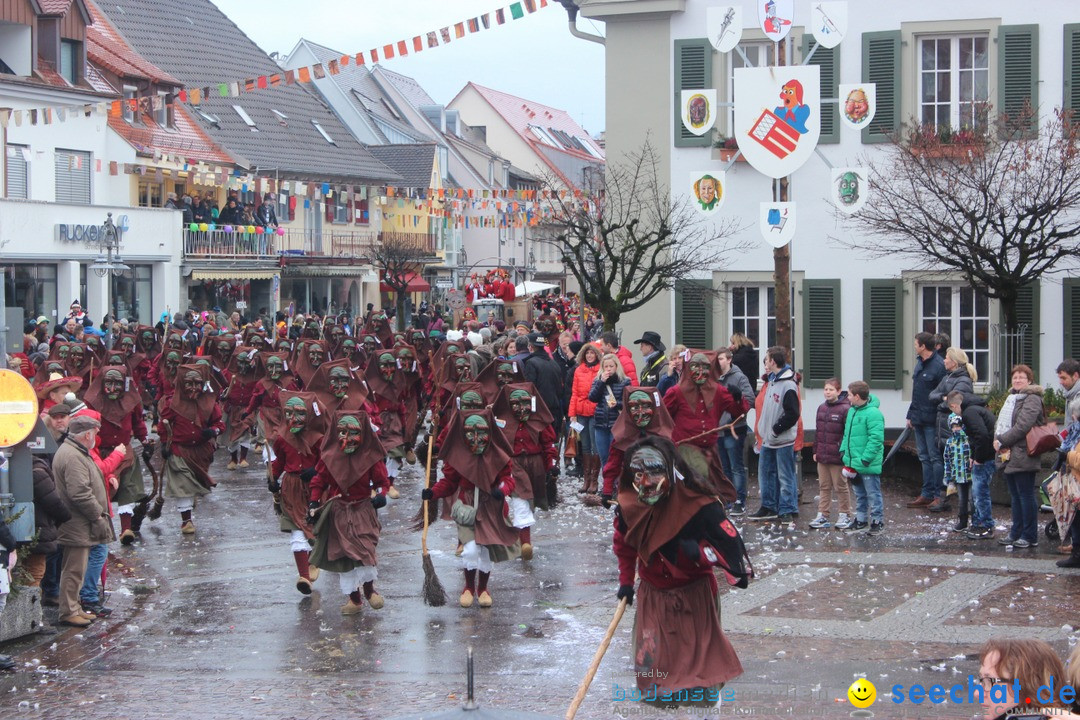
left=601, top=493, right=614, bottom=509
left=161, top=446, right=172, bottom=460
left=490, top=486, right=504, bottom=502
left=421, top=488, right=434, bottom=501
left=547, top=467, right=560, bottom=480
left=679, top=537, right=701, bottom=563
left=201, top=427, right=218, bottom=440
left=267, top=476, right=280, bottom=494
left=306, top=501, right=320, bottom=525
left=617, top=585, right=635, bottom=606
left=371, top=493, right=387, bottom=510
left=299, top=467, right=317, bottom=483
left=729, top=387, right=742, bottom=405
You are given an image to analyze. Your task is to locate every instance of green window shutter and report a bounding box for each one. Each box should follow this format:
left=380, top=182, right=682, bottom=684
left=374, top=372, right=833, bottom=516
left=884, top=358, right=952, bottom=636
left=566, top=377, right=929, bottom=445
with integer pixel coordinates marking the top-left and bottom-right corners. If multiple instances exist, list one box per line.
left=861, top=30, right=900, bottom=144
left=674, top=39, right=713, bottom=148
left=997, top=25, right=1039, bottom=136
left=1012, top=281, right=1040, bottom=372
left=801, top=36, right=839, bottom=144
left=675, top=279, right=713, bottom=348
left=1065, top=278, right=1080, bottom=361
left=862, top=279, right=903, bottom=389
left=801, top=280, right=841, bottom=388
left=1064, top=24, right=1080, bottom=113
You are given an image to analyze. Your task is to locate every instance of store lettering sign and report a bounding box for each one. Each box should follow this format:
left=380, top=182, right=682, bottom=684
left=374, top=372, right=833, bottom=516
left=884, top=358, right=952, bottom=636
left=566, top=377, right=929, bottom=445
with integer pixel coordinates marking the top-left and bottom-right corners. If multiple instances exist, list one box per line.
left=56, top=215, right=129, bottom=246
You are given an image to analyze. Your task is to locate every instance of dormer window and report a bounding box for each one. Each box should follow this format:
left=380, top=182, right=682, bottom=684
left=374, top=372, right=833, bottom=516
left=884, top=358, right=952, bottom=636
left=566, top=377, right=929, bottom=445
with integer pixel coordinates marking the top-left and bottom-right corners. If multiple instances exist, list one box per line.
left=59, top=40, right=79, bottom=84
left=155, top=91, right=170, bottom=127
left=122, top=86, right=138, bottom=124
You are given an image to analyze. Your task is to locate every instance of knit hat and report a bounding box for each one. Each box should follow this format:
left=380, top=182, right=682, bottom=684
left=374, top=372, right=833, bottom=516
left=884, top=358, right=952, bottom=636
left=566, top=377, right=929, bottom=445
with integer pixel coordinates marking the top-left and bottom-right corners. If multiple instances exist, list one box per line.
left=949, top=412, right=964, bottom=429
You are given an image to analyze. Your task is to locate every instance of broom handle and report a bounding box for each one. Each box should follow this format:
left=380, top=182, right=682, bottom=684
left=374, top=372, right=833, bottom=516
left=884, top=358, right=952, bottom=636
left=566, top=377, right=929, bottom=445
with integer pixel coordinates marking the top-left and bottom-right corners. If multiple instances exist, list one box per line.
left=421, top=415, right=436, bottom=556
left=565, top=598, right=628, bottom=720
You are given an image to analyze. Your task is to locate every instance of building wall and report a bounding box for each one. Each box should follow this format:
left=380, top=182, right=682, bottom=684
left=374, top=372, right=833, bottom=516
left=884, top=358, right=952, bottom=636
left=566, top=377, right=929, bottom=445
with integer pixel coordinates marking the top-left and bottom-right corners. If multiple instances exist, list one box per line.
left=449, top=87, right=550, bottom=181
left=588, top=0, right=1080, bottom=430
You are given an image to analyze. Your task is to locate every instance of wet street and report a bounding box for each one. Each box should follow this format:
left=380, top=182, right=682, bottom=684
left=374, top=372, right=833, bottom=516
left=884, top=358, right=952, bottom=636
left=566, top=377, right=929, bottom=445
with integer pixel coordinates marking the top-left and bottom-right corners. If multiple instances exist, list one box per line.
left=1, top=453, right=1077, bottom=720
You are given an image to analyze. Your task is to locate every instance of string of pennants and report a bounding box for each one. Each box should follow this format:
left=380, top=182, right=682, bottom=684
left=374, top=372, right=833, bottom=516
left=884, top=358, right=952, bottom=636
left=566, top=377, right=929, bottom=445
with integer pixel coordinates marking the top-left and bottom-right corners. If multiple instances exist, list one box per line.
left=0, top=0, right=549, bottom=131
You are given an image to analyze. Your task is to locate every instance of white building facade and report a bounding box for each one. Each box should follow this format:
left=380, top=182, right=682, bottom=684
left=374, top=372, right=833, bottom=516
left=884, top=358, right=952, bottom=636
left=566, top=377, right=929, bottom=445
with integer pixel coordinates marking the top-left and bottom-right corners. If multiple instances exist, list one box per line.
left=580, top=0, right=1080, bottom=427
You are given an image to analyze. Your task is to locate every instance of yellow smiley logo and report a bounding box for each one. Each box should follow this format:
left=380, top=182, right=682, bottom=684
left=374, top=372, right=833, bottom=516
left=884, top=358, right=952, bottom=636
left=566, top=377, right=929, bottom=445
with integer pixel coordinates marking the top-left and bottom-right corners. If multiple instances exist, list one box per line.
left=847, top=678, right=876, bottom=709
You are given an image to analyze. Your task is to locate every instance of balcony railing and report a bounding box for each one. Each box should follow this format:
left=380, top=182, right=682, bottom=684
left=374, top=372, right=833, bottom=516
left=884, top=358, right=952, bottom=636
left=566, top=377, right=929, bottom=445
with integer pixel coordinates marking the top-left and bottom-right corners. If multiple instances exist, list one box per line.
left=183, top=227, right=380, bottom=260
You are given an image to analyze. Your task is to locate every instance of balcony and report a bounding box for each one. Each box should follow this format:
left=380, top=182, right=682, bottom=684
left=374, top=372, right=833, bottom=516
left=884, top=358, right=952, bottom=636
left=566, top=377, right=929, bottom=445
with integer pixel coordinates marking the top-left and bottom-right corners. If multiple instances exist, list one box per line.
left=182, top=227, right=379, bottom=261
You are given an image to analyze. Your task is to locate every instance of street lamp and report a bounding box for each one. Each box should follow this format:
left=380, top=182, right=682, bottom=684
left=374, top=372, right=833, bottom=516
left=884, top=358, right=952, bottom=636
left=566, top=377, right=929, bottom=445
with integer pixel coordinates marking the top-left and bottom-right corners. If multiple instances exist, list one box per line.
left=88, top=213, right=131, bottom=321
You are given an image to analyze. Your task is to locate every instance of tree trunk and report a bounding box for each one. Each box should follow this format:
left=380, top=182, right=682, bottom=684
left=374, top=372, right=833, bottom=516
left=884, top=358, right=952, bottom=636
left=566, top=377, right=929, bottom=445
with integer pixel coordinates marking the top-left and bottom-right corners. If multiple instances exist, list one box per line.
left=395, top=293, right=408, bottom=332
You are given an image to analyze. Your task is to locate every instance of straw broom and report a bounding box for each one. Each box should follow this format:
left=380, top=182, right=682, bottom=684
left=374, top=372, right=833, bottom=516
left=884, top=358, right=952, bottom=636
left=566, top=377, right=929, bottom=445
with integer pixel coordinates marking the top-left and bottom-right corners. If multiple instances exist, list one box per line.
left=420, top=423, right=447, bottom=606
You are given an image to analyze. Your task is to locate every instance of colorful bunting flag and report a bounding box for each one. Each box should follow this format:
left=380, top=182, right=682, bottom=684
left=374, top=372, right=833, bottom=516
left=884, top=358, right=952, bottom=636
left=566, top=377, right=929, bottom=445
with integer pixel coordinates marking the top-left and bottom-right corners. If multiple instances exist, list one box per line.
left=468, top=17, right=479, bottom=33
left=398, top=39, right=408, bottom=56
left=525, top=0, right=536, bottom=11
left=312, top=63, right=326, bottom=79
left=440, top=27, right=452, bottom=43
left=455, top=22, right=465, bottom=38
left=413, top=36, right=423, bottom=52
left=355, top=52, right=365, bottom=66
left=496, top=8, right=506, bottom=23
left=383, top=43, right=395, bottom=59
left=481, top=13, right=491, bottom=28
left=427, top=31, right=439, bottom=48
left=510, top=3, right=524, bottom=20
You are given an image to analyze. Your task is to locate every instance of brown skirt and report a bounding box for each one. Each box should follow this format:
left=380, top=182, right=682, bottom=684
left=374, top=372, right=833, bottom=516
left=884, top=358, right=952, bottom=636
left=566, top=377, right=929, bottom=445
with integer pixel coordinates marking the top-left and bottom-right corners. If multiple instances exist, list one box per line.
left=278, top=472, right=314, bottom=538
left=510, top=453, right=545, bottom=507
left=632, top=575, right=742, bottom=701
left=308, top=497, right=380, bottom=573
left=379, top=408, right=406, bottom=456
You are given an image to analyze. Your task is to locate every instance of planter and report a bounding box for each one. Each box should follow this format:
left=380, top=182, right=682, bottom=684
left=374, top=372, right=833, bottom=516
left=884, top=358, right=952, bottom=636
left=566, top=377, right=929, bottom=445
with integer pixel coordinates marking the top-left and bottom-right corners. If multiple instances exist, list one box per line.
left=713, top=147, right=746, bottom=163
left=909, top=144, right=983, bottom=162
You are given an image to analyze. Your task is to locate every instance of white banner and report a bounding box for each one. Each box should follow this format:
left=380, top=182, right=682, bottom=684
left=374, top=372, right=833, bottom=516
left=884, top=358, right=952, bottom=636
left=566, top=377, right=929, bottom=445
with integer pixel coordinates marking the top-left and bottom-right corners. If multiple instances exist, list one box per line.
left=831, top=168, right=868, bottom=215
left=733, top=66, right=820, bottom=179
left=760, top=202, right=796, bottom=247
left=690, top=171, right=726, bottom=215
left=681, top=89, right=717, bottom=136
left=707, top=6, right=743, bottom=53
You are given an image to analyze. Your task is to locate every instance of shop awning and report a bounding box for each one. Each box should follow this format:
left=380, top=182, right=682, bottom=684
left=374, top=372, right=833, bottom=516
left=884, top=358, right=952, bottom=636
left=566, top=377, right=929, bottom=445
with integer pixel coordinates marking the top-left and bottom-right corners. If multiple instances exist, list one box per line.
left=284, top=265, right=376, bottom=278
left=191, top=269, right=279, bottom=280
left=380, top=271, right=430, bottom=292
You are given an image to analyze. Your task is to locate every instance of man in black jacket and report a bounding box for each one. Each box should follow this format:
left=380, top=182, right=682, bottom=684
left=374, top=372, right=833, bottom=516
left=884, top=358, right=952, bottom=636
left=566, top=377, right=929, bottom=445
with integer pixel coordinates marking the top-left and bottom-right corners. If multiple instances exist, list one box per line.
left=522, top=334, right=564, bottom=434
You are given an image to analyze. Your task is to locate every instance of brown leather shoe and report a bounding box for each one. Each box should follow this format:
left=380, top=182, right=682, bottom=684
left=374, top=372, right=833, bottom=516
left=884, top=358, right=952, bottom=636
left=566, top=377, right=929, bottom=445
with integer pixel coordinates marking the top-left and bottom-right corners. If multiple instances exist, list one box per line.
left=59, top=615, right=93, bottom=628
left=906, top=496, right=933, bottom=508
left=927, top=498, right=950, bottom=512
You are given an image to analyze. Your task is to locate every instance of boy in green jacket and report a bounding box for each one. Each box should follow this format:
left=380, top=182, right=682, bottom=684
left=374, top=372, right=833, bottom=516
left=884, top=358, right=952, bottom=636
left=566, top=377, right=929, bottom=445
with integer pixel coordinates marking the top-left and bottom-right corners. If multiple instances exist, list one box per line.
left=840, top=381, right=885, bottom=535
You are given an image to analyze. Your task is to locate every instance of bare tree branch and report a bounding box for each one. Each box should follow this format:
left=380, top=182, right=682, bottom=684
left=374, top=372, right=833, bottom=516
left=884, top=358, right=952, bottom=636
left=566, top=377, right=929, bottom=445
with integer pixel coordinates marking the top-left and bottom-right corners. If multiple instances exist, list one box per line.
left=373, top=233, right=431, bottom=328
left=836, top=108, right=1080, bottom=326
left=539, top=140, right=750, bottom=331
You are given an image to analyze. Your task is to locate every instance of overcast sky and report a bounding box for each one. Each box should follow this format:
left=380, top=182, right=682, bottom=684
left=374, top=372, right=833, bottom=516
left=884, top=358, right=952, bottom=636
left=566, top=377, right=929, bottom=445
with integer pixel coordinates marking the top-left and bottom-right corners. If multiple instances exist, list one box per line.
left=209, top=0, right=607, bottom=135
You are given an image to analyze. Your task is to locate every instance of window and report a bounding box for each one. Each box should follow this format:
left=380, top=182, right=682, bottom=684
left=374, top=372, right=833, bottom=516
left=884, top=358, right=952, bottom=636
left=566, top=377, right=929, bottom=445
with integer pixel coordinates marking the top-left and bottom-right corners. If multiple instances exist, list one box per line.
left=137, top=180, right=163, bottom=207
left=578, top=137, right=604, bottom=159
left=331, top=189, right=348, bottom=223
left=920, top=285, right=990, bottom=383
left=355, top=197, right=369, bottom=226
left=155, top=91, right=170, bottom=127
left=528, top=125, right=560, bottom=148
left=54, top=149, right=91, bottom=204
left=123, top=86, right=138, bottom=124
left=380, top=98, right=402, bottom=121
left=272, top=109, right=288, bottom=126
left=729, top=284, right=793, bottom=350
left=727, top=42, right=775, bottom=135
left=59, top=39, right=78, bottom=84
left=311, top=120, right=335, bottom=145
left=3, top=264, right=57, bottom=321
left=276, top=186, right=290, bottom=222
left=918, top=34, right=989, bottom=131
left=110, top=265, right=152, bottom=323
left=232, top=105, right=257, bottom=131
left=5, top=144, right=29, bottom=199
left=195, top=109, right=220, bottom=128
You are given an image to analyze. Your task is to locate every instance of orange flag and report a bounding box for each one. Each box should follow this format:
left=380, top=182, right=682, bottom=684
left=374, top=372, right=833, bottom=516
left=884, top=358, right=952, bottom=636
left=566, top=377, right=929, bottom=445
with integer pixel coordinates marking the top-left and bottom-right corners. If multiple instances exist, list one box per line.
left=298, top=66, right=311, bottom=83
left=397, top=40, right=408, bottom=56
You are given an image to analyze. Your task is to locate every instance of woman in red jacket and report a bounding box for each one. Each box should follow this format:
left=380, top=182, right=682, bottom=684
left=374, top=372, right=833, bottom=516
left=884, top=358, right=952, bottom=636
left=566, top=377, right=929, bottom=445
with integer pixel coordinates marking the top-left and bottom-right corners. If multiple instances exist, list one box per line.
left=568, top=342, right=602, bottom=495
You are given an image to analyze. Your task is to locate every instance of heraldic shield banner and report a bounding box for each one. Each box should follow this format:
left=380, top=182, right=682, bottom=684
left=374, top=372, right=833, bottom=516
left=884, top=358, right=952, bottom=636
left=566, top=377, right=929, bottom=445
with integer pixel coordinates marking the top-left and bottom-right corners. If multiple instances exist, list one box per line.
left=733, top=65, right=821, bottom=179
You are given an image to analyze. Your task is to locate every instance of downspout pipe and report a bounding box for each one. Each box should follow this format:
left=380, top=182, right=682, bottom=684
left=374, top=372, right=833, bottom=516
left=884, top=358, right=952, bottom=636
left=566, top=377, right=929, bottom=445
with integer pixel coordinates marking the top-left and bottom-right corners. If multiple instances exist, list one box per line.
left=559, top=1, right=605, bottom=45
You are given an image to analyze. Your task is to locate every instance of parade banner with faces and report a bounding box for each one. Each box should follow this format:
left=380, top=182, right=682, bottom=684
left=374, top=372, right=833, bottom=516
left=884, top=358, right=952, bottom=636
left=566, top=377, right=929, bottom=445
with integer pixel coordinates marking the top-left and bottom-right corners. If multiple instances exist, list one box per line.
left=707, top=5, right=743, bottom=52
left=839, top=83, right=876, bottom=131
left=831, top=167, right=868, bottom=215
left=689, top=171, right=726, bottom=215
left=733, top=65, right=821, bottom=178
left=681, top=89, right=717, bottom=136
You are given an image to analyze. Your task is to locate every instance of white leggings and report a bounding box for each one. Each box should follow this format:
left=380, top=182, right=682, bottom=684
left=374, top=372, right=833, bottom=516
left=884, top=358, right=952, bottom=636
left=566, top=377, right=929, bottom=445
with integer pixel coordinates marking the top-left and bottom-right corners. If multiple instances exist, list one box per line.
left=336, top=566, right=377, bottom=595
left=115, top=502, right=136, bottom=516
left=386, top=457, right=400, bottom=479
left=507, top=497, right=535, bottom=529
left=175, top=497, right=195, bottom=513
left=289, top=530, right=309, bottom=553
left=460, top=541, right=493, bottom=572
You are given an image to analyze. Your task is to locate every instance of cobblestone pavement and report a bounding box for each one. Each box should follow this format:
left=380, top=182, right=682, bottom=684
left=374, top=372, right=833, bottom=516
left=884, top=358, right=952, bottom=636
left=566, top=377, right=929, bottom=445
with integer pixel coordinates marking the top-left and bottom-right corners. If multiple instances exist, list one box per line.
left=1, top=453, right=1077, bottom=720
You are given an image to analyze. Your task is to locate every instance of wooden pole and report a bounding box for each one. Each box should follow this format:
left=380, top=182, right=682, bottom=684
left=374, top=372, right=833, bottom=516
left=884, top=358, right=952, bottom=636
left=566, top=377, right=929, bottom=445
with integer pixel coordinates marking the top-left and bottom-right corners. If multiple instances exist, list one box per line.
left=565, top=598, right=629, bottom=720
left=774, top=36, right=793, bottom=352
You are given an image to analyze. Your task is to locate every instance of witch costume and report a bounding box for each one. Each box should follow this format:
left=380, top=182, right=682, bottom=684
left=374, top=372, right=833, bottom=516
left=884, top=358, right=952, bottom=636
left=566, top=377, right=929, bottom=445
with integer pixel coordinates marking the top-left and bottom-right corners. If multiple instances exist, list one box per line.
left=308, top=409, right=389, bottom=614
left=613, top=436, right=752, bottom=706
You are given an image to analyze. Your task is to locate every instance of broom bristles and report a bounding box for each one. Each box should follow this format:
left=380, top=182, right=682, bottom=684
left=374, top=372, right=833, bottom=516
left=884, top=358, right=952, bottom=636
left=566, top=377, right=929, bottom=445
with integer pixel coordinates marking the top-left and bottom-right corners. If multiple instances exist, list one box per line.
left=410, top=499, right=440, bottom=532
left=130, top=499, right=149, bottom=532
left=147, top=497, right=165, bottom=521
left=421, top=552, right=447, bottom=606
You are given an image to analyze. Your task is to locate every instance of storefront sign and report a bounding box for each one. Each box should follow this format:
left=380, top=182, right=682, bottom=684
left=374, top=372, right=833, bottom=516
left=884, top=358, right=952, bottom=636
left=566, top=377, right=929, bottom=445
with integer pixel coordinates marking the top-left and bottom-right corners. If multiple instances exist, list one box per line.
left=434, top=277, right=455, bottom=289
left=56, top=215, right=129, bottom=247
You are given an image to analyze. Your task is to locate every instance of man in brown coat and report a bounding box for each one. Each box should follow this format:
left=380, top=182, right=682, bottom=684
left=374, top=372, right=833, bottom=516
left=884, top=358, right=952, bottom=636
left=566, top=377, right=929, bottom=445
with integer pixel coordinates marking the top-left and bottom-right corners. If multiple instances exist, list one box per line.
left=53, top=414, right=115, bottom=627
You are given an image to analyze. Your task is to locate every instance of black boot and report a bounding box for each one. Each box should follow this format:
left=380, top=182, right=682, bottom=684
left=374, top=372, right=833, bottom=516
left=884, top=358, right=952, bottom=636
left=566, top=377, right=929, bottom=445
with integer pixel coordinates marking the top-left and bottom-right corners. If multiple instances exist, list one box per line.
left=1057, top=550, right=1080, bottom=569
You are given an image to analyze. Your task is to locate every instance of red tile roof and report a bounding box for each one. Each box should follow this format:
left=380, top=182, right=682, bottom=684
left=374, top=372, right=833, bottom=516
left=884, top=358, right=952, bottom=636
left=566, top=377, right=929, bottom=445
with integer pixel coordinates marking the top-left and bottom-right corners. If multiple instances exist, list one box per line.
left=85, top=0, right=178, bottom=85
left=108, top=104, right=234, bottom=166
left=38, top=0, right=74, bottom=14
left=460, top=82, right=604, bottom=160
